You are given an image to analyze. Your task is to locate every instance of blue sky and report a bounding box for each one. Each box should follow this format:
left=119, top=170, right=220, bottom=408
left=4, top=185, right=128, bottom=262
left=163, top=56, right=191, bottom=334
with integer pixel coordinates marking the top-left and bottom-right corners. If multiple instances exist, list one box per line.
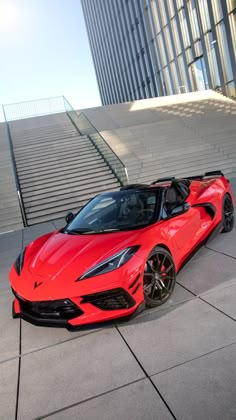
left=0, top=0, right=101, bottom=121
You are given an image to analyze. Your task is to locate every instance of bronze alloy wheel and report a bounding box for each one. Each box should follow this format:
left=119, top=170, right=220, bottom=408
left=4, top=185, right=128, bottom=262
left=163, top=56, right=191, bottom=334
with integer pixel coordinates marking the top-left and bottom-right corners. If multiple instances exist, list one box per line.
left=144, top=246, right=176, bottom=307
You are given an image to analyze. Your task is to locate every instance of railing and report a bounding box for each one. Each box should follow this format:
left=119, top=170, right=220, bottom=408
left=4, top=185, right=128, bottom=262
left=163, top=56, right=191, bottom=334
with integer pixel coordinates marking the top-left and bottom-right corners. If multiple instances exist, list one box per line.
left=2, top=96, right=66, bottom=121
left=2, top=96, right=128, bottom=224
left=214, top=79, right=236, bottom=100
left=2, top=106, right=27, bottom=226
left=63, top=97, right=129, bottom=187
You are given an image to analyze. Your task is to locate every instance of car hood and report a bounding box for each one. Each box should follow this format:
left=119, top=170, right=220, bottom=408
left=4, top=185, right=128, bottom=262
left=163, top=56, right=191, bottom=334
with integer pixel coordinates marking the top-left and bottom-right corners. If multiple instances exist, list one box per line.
left=26, top=230, right=141, bottom=281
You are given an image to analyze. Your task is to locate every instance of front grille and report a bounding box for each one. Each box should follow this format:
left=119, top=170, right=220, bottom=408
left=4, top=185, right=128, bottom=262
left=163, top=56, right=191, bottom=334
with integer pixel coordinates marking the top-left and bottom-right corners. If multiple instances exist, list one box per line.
left=14, top=292, right=83, bottom=320
left=81, top=288, right=136, bottom=310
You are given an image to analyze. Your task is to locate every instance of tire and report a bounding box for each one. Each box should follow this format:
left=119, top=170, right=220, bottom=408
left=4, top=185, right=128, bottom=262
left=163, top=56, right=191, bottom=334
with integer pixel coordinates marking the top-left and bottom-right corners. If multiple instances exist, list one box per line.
left=222, top=194, right=234, bottom=233
left=143, top=246, right=176, bottom=308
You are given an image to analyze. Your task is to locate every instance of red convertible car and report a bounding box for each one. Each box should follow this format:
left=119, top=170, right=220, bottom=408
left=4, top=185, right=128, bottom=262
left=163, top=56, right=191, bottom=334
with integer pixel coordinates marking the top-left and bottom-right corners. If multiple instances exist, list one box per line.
left=10, top=171, right=234, bottom=330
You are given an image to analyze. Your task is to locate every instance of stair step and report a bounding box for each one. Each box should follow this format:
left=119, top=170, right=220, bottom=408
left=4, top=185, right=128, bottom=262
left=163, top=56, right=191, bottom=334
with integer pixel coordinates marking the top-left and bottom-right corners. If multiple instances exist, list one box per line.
left=24, top=178, right=117, bottom=206
left=25, top=182, right=120, bottom=215
left=22, top=170, right=116, bottom=196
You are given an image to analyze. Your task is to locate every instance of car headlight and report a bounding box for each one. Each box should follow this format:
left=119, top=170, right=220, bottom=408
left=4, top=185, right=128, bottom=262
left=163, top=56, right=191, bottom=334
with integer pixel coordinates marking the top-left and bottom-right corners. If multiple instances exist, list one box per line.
left=15, top=249, right=25, bottom=275
left=78, top=246, right=140, bottom=280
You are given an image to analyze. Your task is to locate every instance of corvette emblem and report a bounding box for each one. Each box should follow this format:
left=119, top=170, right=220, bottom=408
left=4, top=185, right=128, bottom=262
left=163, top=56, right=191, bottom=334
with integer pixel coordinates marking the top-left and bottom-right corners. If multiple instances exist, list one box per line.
left=34, top=281, right=43, bottom=289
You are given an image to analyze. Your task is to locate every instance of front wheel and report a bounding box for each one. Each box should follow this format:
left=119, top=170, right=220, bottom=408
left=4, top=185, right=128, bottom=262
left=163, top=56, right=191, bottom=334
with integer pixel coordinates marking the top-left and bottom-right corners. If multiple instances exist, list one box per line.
left=222, top=194, right=234, bottom=233
left=143, top=246, right=176, bottom=308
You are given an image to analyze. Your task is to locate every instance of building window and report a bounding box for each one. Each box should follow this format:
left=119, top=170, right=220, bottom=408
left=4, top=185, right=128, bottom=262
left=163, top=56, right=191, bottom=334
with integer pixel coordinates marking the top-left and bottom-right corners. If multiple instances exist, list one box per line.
left=164, top=25, right=174, bottom=61
left=163, top=66, right=173, bottom=94
left=157, top=32, right=168, bottom=68
left=229, top=12, right=236, bottom=62
left=226, top=0, right=236, bottom=13
left=188, top=0, right=201, bottom=41
left=151, top=38, right=161, bottom=69
left=189, top=56, right=209, bottom=91
left=171, top=17, right=182, bottom=55
left=216, top=21, right=234, bottom=82
left=177, top=54, right=189, bottom=92
left=167, top=0, right=175, bottom=18
left=198, top=0, right=211, bottom=33
left=179, top=8, right=191, bottom=48
left=176, top=0, right=184, bottom=10
left=212, top=0, right=223, bottom=24
left=205, top=33, right=221, bottom=88
left=150, top=0, right=161, bottom=35
left=158, top=0, right=168, bottom=26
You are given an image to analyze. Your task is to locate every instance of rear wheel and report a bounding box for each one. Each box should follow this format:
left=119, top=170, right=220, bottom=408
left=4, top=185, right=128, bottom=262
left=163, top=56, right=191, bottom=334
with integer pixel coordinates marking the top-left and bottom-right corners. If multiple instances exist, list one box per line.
left=222, top=194, right=234, bottom=233
left=143, top=246, right=176, bottom=308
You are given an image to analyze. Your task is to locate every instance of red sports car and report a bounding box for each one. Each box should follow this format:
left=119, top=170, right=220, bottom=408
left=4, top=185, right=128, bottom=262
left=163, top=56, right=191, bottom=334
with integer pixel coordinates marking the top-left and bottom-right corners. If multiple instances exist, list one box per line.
left=10, top=171, right=234, bottom=330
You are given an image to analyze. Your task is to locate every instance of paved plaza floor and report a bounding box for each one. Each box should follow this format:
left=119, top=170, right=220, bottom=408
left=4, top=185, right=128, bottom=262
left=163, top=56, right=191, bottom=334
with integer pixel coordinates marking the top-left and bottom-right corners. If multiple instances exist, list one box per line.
left=1, top=215, right=236, bottom=420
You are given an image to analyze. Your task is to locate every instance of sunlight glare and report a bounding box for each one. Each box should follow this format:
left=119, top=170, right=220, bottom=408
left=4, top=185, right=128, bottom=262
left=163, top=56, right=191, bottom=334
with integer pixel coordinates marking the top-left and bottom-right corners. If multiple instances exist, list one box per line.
left=0, top=1, right=17, bottom=30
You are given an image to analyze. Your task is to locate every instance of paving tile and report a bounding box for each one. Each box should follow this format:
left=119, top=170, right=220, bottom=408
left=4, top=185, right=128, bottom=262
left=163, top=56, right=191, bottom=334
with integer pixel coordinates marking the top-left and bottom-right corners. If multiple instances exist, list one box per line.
left=201, top=283, right=236, bottom=320
left=118, top=299, right=236, bottom=376
left=207, top=228, right=236, bottom=259
left=23, top=221, right=55, bottom=246
left=0, top=249, right=17, bottom=293
left=21, top=320, right=102, bottom=355
left=153, top=343, right=236, bottom=420
left=18, top=328, right=144, bottom=419
left=0, top=290, right=13, bottom=319
left=52, top=218, right=65, bottom=230
left=0, top=358, right=18, bottom=420
left=48, top=378, right=172, bottom=420
left=0, top=229, right=22, bottom=252
left=0, top=291, right=20, bottom=363
left=178, top=248, right=236, bottom=295
left=117, top=283, right=194, bottom=329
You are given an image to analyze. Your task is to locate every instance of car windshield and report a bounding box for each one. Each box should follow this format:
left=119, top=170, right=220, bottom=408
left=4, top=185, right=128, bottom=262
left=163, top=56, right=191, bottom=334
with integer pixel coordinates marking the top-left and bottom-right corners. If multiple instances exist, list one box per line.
left=65, top=189, right=159, bottom=234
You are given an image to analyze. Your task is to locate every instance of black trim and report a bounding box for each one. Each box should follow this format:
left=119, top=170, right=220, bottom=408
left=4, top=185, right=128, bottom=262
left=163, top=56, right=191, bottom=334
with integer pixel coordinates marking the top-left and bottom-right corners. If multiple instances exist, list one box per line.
left=192, top=203, right=216, bottom=220
left=132, top=283, right=141, bottom=295
left=120, top=184, right=149, bottom=190
left=151, top=176, right=175, bottom=185
left=128, top=272, right=141, bottom=289
left=80, top=288, right=136, bottom=310
left=12, top=299, right=145, bottom=331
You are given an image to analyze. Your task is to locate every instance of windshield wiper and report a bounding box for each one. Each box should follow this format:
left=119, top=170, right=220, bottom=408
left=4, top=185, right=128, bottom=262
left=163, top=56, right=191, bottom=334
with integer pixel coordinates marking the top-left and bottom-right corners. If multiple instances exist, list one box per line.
left=65, top=227, right=121, bottom=235
left=64, top=228, right=97, bottom=235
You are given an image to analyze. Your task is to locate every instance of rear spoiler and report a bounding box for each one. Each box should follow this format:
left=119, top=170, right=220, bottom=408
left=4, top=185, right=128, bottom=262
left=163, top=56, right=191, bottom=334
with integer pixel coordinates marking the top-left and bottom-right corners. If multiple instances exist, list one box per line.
left=151, top=170, right=224, bottom=185
left=186, top=170, right=224, bottom=180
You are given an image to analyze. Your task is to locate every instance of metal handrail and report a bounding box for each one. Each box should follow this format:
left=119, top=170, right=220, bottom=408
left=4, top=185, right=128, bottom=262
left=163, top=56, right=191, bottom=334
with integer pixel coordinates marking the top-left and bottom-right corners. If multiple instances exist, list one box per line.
left=63, top=97, right=129, bottom=186
left=2, top=96, right=66, bottom=121
left=2, top=106, right=27, bottom=226
left=213, top=78, right=236, bottom=100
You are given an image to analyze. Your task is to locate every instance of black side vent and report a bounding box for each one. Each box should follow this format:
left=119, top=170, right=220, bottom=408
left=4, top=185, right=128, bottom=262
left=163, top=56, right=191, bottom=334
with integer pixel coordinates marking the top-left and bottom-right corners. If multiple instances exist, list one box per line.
left=81, top=288, right=136, bottom=310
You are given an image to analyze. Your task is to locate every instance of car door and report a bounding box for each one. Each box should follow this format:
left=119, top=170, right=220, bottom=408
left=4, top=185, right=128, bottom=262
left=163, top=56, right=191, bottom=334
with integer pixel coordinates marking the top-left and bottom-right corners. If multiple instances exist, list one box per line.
left=164, top=205, right=205, bottom=270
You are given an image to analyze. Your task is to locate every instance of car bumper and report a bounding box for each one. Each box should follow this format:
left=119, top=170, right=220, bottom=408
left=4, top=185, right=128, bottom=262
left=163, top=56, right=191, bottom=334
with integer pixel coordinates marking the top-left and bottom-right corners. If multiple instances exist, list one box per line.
left=12, top=286, right=145, bottom=331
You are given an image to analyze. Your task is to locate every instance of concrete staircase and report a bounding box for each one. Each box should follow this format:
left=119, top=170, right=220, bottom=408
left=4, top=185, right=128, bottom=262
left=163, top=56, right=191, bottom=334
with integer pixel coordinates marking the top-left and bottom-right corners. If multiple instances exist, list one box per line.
left=1, top=90, right=235, bottom=233
left=8, top=112, right=120, bottom=225
left=83, top=90, right=236, bottom=184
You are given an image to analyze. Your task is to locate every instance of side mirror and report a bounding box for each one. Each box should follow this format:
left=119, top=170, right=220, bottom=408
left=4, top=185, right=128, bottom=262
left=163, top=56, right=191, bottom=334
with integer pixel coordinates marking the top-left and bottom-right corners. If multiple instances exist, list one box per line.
left=171, top=202, right=190, bottom=216
left=65, top=212, right=75, bottom=224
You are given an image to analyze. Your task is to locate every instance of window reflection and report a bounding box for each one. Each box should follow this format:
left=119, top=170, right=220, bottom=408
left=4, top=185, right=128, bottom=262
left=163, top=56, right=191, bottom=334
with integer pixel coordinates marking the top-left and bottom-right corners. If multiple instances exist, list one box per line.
left=212, top=0, right=223, bottom=24
left=188, top=0, right=200, bottom=40
left=198, top=0, right=211, bottom=33
left=216, top=21, right=234, bottom=82
left=179, top=8, right=191, bottom=47
left=189, top=57, right=209, bottom=91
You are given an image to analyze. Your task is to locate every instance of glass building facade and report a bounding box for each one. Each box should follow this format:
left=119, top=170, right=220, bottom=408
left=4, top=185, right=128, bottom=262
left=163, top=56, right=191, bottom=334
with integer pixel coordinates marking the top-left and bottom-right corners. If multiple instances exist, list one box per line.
left=82, top=0, right=236, bottom=104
